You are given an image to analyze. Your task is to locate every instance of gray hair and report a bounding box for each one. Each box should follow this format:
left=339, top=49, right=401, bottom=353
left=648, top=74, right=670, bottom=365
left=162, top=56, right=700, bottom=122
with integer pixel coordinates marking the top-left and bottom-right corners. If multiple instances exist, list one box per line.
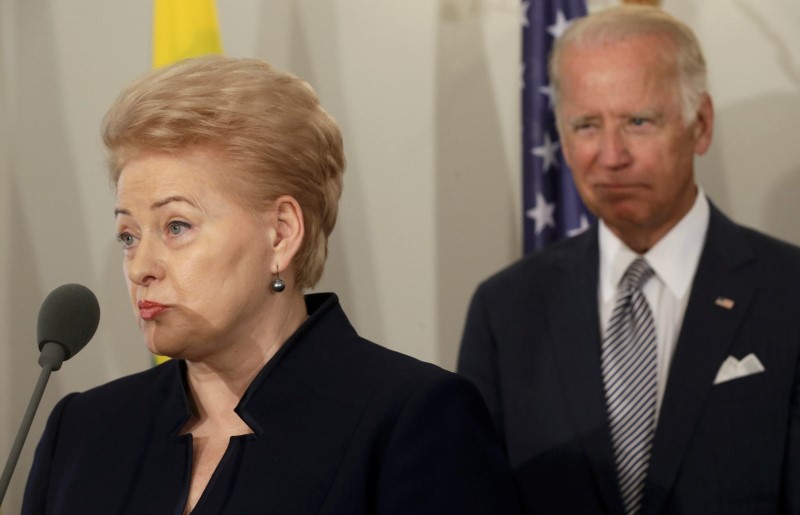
left=549, top=5, right=707, bottom=124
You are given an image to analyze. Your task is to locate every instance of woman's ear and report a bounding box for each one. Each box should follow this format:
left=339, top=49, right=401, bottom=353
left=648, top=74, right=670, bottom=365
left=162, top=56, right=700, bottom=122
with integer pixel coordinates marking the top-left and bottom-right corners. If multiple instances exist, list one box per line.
left=268, top=195, right=304, bottom=273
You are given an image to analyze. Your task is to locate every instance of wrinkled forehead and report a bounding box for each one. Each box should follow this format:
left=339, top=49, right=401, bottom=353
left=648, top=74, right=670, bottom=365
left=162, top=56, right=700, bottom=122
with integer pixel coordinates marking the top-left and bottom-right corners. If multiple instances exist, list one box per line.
left=562, top=32, right=679, bottom=72
left=555, top=35, right=683, bottom=107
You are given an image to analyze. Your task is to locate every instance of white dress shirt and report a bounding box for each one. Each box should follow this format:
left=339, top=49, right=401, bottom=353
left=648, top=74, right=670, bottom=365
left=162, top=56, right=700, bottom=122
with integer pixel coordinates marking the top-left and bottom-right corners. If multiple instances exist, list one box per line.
left=598, top=189, right=710, bottom=418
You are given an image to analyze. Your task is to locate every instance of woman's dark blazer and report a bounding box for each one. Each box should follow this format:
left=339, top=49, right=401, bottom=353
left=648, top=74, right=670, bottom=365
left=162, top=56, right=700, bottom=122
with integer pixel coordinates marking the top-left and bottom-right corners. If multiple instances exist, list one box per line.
left=23, top=293, right=519, bottom=515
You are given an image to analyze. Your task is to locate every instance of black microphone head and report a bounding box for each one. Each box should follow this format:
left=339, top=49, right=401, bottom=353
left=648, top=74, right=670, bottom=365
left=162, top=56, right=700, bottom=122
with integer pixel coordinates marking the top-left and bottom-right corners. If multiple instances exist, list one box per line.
left=37, top=283, right=100, bottom=361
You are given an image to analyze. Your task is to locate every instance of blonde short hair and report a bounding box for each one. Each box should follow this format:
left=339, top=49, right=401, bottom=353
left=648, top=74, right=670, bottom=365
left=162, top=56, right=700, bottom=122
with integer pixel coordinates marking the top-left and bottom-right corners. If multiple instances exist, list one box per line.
left=102, top=55, right=345, bottom=290
left=549, top=5, right=707, bottom=124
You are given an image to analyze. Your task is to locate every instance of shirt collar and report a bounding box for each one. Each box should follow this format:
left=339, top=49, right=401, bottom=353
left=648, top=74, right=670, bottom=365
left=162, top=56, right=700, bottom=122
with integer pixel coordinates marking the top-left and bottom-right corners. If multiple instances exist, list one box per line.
left=599, top=188, right=710, bottom=302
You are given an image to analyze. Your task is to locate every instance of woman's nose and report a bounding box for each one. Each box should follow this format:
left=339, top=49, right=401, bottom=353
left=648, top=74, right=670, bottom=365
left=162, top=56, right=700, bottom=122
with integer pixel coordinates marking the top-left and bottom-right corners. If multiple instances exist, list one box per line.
left=125, top=237, right=165, bottom=286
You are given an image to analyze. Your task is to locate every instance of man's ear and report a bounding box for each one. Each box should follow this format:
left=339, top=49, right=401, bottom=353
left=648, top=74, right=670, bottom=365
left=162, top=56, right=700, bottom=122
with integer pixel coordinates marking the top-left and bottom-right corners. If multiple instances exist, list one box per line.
left=268, top=195, right=304, bottom=274
left=693, top=93, right=714, bottom=156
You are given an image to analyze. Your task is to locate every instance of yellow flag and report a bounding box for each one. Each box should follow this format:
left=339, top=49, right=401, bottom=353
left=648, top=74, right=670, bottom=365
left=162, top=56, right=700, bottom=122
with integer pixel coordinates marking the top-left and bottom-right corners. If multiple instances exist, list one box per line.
left=153, top=0, right=223, bottom=68
left=151, top=0, right=223, bottom=365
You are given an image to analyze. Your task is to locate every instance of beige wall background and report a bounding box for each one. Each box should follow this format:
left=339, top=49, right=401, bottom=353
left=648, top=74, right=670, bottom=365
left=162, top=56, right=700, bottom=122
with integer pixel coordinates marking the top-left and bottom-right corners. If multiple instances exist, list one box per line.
left=1, top=0, right=798, bottom=511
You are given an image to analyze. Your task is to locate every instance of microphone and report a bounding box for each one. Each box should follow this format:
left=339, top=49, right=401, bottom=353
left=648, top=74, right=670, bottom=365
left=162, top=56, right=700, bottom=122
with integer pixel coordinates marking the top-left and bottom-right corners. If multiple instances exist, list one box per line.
left=0, top=284, right=100, bottom=508
left=37, top=283, right=101, bottom=370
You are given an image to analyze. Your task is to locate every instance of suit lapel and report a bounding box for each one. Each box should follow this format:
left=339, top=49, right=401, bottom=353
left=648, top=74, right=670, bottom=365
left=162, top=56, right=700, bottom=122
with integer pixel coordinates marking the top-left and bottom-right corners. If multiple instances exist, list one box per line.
left=643, top=206, right=757, bottom=515
left=546, top=229, right=627, bottom=515
left=225, top=294, right=364, bottom=514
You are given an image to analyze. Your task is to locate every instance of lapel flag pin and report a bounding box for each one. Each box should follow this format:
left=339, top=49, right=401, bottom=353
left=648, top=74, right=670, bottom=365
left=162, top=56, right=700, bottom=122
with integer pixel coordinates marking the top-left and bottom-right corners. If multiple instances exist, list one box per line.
left=715, top=296, right=735, bottom=310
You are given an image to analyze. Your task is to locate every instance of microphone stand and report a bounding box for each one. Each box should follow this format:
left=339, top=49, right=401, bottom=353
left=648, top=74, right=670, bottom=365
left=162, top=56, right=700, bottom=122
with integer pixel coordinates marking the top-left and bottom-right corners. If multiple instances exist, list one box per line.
left=0, top=343, right=64, bottom=507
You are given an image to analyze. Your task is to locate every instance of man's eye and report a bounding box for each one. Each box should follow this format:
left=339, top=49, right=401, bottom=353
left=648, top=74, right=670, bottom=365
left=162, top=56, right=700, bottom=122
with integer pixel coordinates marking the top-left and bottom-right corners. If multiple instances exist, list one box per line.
left=630, top=117, right=649, bottom=126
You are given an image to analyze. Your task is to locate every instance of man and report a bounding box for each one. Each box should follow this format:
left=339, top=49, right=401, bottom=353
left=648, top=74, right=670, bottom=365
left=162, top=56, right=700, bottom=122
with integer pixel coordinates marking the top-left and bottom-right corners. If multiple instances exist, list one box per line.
left=459, top=5, right=800, bottom=514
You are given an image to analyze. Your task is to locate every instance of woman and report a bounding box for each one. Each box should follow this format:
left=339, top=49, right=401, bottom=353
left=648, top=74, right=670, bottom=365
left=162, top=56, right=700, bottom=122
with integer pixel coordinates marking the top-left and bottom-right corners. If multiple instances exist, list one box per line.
left=22, top=56, right=519, bottom=514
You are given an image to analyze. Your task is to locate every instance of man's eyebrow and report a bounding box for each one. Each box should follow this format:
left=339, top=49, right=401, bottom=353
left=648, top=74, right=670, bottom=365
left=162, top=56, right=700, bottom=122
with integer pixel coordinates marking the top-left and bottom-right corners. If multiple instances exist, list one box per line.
left=626, top=110, right=661, bottom=120
left=568, top=114, right=600, bottom=126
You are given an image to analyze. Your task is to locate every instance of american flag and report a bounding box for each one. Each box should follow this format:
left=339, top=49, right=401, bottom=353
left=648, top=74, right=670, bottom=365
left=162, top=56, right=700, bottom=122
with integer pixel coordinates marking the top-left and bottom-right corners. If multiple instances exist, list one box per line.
left=522, top=0, right=593, bottom=253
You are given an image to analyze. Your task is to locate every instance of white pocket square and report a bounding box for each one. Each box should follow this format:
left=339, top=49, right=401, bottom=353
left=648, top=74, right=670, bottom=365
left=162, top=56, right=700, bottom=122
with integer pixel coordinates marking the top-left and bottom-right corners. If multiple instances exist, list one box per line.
left=713, top=353, right=765, bottom=385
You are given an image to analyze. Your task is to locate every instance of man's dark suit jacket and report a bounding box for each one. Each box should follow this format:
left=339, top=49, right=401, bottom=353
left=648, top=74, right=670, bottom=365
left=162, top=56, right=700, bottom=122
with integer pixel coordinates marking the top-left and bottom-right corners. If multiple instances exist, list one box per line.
left=459, top=204, right=800, bottom=514
left=24, top=293, right=519, bottom=515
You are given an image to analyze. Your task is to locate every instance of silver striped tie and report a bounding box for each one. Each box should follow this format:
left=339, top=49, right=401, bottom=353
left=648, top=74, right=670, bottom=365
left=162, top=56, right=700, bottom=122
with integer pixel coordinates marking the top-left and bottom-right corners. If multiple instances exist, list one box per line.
left=601, top=257, right=657, bottom=515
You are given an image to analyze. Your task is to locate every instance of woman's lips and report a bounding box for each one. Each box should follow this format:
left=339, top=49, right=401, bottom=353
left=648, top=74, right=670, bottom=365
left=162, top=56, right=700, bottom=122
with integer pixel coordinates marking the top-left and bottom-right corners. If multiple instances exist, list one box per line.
left=138, top=300, right=168, bottom=320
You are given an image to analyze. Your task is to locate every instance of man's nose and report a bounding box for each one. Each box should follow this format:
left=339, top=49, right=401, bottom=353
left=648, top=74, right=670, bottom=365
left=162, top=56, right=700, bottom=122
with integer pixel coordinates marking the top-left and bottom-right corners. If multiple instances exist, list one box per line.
left=598, top=128, right=632, bottom=169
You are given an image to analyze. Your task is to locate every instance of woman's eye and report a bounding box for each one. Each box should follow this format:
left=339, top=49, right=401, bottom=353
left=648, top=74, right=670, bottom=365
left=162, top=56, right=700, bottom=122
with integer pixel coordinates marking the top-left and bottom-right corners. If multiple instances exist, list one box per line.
left=167, top=221, right=190, bottom=236
left=117, top=232, right=137, bottom=248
